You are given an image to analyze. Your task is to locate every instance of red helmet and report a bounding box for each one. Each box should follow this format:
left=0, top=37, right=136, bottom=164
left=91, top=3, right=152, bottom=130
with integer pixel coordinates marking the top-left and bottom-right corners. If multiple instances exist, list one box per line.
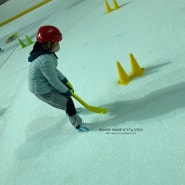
left=36, top=25, right=62, bottom=43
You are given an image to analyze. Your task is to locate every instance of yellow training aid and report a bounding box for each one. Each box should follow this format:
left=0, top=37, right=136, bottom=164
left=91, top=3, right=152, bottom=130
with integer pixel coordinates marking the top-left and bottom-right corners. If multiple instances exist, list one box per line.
left=130, top=53, right=144, bottom=77
left=116, top=61, right=130, bottom=85
left=105, top=0, right=112, bottom=13
left=72, top=93, right=107, bottom=114
left=113, top=0, right=120, bottom=10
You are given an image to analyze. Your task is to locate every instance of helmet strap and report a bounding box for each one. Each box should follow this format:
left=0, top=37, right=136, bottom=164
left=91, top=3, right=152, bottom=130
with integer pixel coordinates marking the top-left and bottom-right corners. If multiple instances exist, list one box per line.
left=42, top=42, right=58, bottom=59
left=50, top=42, right=54, bottom=51
left=43, top=42, right=53, bottom=52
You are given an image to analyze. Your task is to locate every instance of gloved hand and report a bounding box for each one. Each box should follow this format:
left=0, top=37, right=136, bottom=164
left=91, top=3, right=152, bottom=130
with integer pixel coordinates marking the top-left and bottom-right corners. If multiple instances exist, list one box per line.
left=62, top=89, right=73, bottom=97
left=62, top=78, right=74, bottom=92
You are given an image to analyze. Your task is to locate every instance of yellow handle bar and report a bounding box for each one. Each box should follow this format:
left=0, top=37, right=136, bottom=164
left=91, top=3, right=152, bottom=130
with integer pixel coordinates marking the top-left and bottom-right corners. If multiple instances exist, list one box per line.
left=72, top=93, right=107, bottom=114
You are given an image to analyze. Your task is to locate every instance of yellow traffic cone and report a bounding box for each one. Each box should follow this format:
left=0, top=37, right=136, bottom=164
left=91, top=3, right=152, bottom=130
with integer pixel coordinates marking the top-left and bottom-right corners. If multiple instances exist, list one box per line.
left=130, top=53, right=144, bottom=76
left=113, top=0, right=120, bottom=10
left=18, top=38, right=27, bottom=48
left=105, top=0, right=112, bottom=13
left=26, top=35, right=34, bottom=45
left=116, top=61, right=130, bottom=85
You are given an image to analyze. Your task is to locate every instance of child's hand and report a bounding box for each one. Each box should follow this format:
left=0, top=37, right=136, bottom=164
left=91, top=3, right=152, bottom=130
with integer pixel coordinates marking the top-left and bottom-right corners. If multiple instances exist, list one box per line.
left=62, top=90, right=72, bottom=97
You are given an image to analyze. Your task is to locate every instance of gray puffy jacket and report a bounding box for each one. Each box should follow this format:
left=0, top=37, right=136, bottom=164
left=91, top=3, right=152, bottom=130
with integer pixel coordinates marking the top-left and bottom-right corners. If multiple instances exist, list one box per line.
left=28, top=50, right=68, bottom=95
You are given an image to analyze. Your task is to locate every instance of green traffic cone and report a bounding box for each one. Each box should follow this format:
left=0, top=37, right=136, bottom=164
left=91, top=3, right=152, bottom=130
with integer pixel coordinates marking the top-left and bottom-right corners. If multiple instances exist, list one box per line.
left=18, top=38, right=27, bottom=48
left=26, top=35, right=34, bottom=45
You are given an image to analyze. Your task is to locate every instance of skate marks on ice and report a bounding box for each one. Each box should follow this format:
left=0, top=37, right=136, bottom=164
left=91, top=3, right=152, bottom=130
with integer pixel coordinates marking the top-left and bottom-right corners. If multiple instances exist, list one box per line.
left=92, top=82, right=185, bottom=129
left=0, top=107, right=7, bottom=117
left=16, top=116, right=74, bottom=160
left=0, top=15, right=51, bottom=68
left=66, top=0, right=86, bottom=10
left=0, top=15, right=51, bottom=53
left=16, top=109, right=91, bottom=160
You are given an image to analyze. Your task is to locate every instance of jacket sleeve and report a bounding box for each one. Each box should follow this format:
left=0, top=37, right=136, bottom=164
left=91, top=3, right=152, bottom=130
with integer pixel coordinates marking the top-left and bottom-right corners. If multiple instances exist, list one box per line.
left=56, top=69, right=66, bottom=81
left=40, top=59, right=68, bottom=93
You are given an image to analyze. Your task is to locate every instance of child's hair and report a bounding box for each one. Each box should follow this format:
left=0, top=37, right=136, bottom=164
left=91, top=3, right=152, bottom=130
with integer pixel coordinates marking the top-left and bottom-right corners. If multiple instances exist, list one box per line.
left=30, top=41, right=43, bottom=54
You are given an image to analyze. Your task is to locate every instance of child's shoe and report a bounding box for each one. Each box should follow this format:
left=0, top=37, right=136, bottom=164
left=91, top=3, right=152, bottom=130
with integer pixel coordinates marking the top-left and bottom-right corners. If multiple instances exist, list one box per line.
left=76, top=123, right=90, bottom=132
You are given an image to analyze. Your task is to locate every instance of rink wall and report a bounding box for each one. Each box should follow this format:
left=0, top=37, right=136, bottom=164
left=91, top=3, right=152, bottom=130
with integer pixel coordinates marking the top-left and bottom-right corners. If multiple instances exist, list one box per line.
left=0, top=0, right=51, bottom=27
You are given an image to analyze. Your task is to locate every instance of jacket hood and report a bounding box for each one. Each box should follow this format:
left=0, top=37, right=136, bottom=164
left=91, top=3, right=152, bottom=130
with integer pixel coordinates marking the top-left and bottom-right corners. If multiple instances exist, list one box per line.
left=28, top=49, right=52, bottom=62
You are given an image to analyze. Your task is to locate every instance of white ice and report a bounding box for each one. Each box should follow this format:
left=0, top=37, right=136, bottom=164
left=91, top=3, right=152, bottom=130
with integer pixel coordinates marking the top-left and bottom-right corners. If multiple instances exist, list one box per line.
left=0, top=0, right=185, bottom=184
